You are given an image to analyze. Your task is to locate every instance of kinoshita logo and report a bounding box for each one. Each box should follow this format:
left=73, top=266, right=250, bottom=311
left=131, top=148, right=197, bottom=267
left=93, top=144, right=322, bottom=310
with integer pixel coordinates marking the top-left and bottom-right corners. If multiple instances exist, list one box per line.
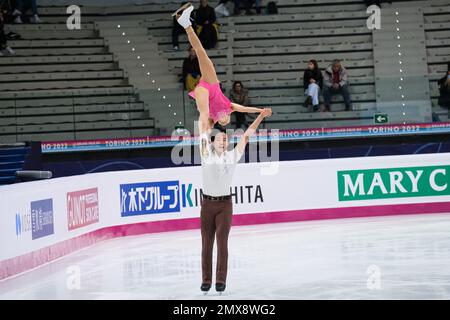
left=120, top=180, right=264, bottom=216
left=338, top=165, right=449, bottom=201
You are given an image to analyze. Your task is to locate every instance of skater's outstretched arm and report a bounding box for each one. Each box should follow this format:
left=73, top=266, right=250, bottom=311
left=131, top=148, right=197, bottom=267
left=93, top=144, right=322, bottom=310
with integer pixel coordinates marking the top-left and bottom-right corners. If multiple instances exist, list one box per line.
left=231, top=103, right=267, bottom=114
left=236, top=108, right=272, bottom=154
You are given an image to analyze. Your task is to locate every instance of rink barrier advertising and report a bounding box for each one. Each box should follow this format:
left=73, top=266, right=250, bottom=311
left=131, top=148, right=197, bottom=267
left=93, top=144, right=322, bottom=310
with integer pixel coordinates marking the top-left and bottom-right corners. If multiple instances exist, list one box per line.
left=2, top=153, right=450, bottom=279
left=67, top=188, right=99, bottom=231
left=338, top=165, right=450, bottom=201
left=41, top=121, right=450, bottom=153
left=120, top=181, right=180, bottom=216
left=30, top=199, right=54, bottom=240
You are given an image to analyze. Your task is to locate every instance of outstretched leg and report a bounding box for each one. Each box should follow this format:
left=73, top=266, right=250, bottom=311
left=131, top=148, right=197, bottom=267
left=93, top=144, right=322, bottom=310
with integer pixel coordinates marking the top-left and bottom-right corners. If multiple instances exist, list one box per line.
left=175, top=4, right=219, bottom=84
left=185, top=26, right=219, bottom=84
left=174, top=3, right=214, bottom=157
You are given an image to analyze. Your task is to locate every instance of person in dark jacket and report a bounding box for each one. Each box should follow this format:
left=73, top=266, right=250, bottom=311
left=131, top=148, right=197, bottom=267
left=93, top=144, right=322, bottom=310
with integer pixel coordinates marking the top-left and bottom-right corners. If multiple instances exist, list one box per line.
left=195, top=0, right=218, bottom=49
left=230, top=81, right=250, bottom=129
left=182, top=46, right=201, bottom=91
left=243, top=0, right=261, bottom=15
left=303, top=59, right=323, bottom=112
left=172, top=1, right=196, bottom=50
left=0, top=8, right=15, bottom=56
left=223, top=0, right=261, bottom=15
left=438, top=62, right=450, bottom=109
left=364, top=0, right=392, bottom=6
left=322, top=59, right=352, bottom=112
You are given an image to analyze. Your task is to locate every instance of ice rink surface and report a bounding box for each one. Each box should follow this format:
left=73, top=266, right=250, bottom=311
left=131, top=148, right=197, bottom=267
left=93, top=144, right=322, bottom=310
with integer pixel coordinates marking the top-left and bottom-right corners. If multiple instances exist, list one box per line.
left=1, top=213, right=450, bottom=300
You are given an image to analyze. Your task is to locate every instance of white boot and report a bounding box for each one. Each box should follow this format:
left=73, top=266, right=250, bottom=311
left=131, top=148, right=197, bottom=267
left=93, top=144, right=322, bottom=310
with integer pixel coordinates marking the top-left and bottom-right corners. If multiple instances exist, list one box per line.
left=14, top=15, right=23, bottom=24
left=31, top=14, right=43, bottom=23
left=174, top=4, right=194, bottom=29
left=215, top=3, right=230, bottom=17
left=3, top=47, right=16, bottom=56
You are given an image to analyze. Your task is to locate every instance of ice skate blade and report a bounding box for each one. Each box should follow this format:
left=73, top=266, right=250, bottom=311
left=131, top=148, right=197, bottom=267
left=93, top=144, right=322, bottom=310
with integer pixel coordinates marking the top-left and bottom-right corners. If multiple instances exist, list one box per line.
left=171, top=2, right=192, bottom=17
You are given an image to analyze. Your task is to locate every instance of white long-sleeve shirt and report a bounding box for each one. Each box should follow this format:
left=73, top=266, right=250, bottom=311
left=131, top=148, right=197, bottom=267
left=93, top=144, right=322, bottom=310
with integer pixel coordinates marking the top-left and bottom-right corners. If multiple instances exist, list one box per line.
left=200, top=143, right=243, bottom=197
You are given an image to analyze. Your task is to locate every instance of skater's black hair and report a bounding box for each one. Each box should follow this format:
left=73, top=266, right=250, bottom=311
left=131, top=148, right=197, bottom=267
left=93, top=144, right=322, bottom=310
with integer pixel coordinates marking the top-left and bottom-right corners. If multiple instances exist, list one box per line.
left=210, top=124, right=227, bottom=142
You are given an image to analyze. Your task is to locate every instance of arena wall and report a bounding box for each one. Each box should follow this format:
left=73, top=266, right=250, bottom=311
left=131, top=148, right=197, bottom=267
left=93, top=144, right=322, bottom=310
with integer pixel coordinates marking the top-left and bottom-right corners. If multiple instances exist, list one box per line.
left=1, top=153, right=450, bottom=279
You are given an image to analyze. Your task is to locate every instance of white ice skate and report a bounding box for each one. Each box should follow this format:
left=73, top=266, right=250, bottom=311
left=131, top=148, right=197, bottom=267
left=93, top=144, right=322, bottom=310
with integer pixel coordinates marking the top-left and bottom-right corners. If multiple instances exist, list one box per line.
left=172, top=2, right=194, bottom=29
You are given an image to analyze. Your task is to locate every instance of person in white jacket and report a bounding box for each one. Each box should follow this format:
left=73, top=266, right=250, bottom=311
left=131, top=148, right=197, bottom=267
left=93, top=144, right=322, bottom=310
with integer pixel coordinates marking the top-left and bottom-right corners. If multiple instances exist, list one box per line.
left=322, top=60, right=353, bottom=112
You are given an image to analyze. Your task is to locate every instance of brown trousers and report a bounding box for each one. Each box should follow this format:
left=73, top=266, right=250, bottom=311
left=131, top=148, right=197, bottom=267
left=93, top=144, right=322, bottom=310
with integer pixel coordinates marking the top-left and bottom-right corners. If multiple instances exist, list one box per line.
left=200, top=198, right=232, bottom=285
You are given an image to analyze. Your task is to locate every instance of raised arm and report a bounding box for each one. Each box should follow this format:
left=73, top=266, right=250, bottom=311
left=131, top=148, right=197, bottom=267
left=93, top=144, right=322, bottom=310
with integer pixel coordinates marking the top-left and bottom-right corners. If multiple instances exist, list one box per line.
left=231, top=102, right=263, bottom=114
left=195, top=87, right=214, bottom=158
left=236, top=108, right=272, bottom=154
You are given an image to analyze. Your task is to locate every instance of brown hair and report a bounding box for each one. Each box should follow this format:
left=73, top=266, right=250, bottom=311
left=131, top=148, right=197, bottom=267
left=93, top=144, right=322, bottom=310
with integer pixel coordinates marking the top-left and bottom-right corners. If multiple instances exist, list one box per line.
left=232, top=81, right=244, bottom=91
left=309, top=59, right=319, bottom=71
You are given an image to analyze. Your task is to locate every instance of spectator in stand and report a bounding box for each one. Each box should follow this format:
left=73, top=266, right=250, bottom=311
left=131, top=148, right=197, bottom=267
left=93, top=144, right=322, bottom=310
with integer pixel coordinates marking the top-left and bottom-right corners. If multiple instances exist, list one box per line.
left=12, top=0, right=43, bottom=24
left=364, top=0, right=392, bottom=7
left=438, top=62, right=450, bottom=109
left=243, top=0, right=261, bottom=15
left=322, top=59, right=352, bottom=112
left=217, top=0, right=261, bottom=15
left=182, top=46, right=201, bottom=91
left=172, top=1, right=195, bottom=50
left=302, top=59, right=323, bottom=112
left=195, top=0, right=218, bottom=49
left=230, top=81, right=250, bottom=129
left=0, top=9, right=15, bottom=56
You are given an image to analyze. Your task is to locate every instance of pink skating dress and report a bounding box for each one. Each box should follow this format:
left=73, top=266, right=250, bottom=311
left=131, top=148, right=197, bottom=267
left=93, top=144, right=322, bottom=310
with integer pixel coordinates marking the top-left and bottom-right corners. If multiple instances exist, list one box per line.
left=188, top=80, right=232, bottom=123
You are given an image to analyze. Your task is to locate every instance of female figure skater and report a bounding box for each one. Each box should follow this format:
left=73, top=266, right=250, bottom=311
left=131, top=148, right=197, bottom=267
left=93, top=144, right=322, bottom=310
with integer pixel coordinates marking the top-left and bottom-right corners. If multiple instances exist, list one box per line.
left=173, top=3, right=271, bottom=154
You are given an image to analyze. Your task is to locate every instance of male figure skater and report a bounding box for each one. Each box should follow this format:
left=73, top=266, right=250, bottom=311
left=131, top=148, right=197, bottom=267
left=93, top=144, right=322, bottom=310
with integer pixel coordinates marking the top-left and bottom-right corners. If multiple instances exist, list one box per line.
left=199, top=108, right=272, bottom=294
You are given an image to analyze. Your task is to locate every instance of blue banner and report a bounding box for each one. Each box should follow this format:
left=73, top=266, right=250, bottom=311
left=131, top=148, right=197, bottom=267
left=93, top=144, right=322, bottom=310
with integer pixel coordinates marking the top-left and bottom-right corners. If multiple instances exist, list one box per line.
left=120, top=181, right=181, bottom=216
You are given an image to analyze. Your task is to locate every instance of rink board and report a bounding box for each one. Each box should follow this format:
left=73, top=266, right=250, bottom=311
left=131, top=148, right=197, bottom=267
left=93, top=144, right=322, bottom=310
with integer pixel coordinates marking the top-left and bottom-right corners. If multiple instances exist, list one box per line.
left=1, top=153, right=450, bottom=279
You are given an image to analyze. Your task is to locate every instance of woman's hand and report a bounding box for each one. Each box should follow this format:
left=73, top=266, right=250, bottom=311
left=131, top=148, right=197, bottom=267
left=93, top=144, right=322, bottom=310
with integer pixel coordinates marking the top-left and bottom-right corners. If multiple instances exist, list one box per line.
left=262, top=108, right=272, bottom=117
left=258, top=108, right=272, bottom=115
